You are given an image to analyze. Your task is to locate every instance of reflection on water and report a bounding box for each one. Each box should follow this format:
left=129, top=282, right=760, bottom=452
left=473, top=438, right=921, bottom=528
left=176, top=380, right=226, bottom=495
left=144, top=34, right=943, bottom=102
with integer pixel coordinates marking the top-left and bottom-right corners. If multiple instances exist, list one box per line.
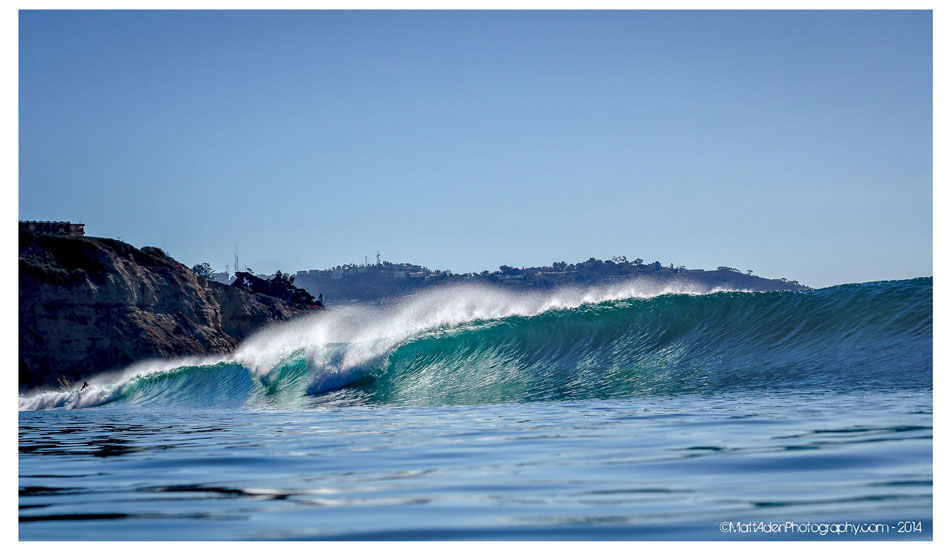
left=20, top=390, right=932, bottom=540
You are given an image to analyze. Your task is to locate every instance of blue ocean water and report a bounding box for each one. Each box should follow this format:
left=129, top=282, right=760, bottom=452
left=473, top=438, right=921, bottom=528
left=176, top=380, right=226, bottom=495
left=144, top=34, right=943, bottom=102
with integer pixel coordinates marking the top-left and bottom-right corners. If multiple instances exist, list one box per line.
left=19, top=278, right=933, bottom=540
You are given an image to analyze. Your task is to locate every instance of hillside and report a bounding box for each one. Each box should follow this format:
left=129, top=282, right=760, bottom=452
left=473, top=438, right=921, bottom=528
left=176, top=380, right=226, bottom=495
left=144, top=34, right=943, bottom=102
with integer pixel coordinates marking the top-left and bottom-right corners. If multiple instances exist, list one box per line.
left=289, top=258, right=809, bottom=305
left=18, top=230, right=304, bottom=390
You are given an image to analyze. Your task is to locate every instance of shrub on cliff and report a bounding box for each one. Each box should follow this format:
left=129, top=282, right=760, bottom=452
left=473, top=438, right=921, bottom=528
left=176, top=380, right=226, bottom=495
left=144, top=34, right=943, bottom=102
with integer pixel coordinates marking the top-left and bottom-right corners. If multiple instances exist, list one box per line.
left=232, top=270, right=321, bottom=308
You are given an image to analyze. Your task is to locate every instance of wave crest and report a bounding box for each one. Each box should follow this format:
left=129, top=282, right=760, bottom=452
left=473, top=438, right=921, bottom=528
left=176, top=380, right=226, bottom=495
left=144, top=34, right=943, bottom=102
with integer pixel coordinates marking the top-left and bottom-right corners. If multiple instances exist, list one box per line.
left=19, top=278, right=932, bottom=410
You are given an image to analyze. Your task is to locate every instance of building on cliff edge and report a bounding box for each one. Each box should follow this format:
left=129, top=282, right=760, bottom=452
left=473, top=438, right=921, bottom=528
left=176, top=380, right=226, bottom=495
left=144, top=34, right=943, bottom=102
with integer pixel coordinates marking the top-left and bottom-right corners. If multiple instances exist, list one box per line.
left=19, top=220, right=85, bottom=236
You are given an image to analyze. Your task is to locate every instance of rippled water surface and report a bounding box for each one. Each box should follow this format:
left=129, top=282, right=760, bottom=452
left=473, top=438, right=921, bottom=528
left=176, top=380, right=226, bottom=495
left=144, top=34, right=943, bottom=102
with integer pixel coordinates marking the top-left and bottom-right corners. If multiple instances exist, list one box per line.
left=20, top=390, right=932, bottom=540
left=20, top=280, right=932, bottom=539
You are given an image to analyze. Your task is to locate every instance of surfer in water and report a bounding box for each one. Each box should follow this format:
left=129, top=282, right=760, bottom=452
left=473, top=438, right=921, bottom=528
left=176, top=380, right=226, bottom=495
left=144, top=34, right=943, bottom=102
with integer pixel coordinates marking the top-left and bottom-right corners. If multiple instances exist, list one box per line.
left=80, top=381, right=89, bottom=392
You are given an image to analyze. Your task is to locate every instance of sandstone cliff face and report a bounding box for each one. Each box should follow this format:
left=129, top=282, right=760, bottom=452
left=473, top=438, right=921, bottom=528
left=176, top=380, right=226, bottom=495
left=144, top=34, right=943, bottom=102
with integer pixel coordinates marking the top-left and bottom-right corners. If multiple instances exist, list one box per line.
left=19, top=230, right=302, bottom=390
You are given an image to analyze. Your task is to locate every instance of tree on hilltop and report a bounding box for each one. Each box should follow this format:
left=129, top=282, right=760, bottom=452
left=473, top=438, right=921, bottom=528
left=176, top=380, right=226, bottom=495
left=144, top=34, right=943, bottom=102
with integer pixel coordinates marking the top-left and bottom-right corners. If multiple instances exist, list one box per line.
left=191, top=263, right=215, bottom=279
left=233, top=270, right=321, bottom=309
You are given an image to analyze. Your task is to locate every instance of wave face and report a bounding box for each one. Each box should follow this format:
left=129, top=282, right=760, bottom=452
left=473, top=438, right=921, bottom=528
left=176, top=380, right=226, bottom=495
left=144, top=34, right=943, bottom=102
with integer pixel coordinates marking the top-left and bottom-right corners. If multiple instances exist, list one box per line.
left=19, top=278, right=932, bottom=410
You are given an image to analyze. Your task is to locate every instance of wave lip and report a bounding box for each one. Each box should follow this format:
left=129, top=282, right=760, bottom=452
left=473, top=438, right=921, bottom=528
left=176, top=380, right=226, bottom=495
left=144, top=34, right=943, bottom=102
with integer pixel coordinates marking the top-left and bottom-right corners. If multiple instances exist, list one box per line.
left=19, top=278, right=932, bottom=410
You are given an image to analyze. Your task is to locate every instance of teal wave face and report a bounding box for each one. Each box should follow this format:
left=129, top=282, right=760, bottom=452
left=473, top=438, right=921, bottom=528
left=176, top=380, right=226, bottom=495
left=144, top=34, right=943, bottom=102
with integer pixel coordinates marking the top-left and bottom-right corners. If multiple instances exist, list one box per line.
left=19, top=278, right=932, bottom=410
left=364, top=278, right=932, bottom=405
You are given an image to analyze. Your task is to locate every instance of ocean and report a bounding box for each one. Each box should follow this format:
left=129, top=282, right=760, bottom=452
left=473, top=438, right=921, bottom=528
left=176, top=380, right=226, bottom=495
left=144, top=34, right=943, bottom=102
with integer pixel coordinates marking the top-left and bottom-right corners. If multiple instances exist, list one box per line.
left=18, top=277, right=933, bottom=540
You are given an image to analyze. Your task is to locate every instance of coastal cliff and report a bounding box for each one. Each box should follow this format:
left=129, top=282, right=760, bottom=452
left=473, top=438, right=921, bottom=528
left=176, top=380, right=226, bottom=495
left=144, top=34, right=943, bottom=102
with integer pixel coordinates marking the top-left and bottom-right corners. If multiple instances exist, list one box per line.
left=19, top=230, right=302, bottom=390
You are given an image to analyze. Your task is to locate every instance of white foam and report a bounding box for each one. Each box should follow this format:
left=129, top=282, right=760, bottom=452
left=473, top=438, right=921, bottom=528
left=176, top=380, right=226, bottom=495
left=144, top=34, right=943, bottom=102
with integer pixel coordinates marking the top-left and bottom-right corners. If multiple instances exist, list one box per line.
left=18, top=354, right=229, bottom=411
left=234, top=279, right=712, bottom=396
left=20, top=279, right=715, bottom=410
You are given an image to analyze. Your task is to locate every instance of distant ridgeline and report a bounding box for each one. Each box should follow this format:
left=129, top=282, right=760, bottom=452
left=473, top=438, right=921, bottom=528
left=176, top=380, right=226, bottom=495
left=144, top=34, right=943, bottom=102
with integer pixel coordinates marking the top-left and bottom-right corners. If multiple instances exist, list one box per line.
left=283, top=257, right=809, bottom=305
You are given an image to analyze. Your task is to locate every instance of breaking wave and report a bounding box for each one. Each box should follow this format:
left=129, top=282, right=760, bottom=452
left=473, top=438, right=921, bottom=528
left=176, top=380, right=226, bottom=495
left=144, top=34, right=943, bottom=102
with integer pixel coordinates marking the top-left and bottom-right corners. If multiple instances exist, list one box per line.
left=19, top=278, right=932, bottom=410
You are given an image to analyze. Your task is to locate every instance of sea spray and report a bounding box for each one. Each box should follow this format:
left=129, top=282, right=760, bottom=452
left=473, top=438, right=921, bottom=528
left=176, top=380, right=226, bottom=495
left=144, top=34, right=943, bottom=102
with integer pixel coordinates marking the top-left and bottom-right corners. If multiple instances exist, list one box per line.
left=18, top=278, right=932, bottom=410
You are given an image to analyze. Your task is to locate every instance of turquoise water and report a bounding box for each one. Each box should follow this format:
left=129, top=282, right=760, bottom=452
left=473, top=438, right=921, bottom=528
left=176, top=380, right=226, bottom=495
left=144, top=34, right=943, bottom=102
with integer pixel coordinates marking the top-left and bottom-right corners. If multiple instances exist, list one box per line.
left=19, top=278, right=932, bottom=540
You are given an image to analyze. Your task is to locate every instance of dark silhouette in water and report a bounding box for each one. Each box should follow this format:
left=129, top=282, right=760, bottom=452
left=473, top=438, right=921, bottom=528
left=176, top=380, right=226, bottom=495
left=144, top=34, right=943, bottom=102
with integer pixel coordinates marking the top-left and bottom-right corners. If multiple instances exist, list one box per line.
left=80, top=381, right=89, bottom=392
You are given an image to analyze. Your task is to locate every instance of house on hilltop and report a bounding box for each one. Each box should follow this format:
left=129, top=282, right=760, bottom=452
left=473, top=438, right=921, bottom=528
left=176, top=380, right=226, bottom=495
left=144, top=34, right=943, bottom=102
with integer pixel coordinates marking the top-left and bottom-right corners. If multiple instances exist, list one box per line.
left=19, top=220, right=85, bottom=236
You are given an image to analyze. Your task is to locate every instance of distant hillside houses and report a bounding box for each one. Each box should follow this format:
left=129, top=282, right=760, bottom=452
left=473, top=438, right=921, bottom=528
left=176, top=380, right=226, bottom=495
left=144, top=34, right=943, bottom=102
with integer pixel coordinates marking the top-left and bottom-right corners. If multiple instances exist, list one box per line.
left=262, top=256, right=807, bottom=304
left=192, top=255, right=806, bottom=306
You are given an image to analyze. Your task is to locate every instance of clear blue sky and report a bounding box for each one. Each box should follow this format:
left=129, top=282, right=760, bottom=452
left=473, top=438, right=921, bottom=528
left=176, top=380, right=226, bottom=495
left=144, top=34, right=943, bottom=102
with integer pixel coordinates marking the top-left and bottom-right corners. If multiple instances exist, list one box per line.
left=19, top=10, right=932, bottom=288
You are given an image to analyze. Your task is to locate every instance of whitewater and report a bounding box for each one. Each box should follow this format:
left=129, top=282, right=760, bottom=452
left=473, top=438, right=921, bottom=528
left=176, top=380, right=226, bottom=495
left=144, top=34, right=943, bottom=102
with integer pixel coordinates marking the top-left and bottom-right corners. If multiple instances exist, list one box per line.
left=19, top=278, right=932, bottom=540
left=19, top=277, right=932, bottom=411
left=18, top=278, right=725, bottom=410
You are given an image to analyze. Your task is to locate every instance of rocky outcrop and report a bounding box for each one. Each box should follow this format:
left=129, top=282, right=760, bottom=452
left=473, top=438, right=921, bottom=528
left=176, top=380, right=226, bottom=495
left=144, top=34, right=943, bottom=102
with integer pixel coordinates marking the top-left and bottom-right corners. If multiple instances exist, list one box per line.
left=19, top=230, right=303, bottom=390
